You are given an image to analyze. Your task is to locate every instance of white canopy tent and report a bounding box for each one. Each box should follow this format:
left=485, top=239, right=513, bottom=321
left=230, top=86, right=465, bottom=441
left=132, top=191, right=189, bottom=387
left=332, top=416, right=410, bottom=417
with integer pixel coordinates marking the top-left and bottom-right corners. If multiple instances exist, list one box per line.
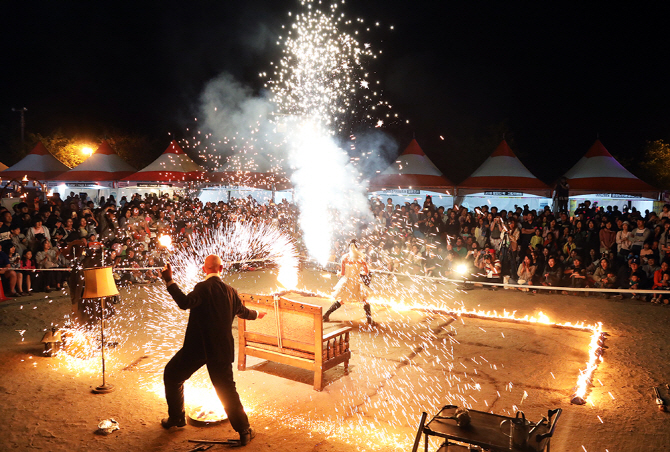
left=456, top=140, right=551, bottom=212
left=368, top=139, right=454, bottom=208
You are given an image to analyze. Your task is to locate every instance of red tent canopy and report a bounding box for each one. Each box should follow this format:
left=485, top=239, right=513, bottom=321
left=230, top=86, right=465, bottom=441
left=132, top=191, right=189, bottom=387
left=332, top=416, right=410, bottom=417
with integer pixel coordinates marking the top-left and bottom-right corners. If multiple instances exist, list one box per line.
left=458, top=140, right=550, bottom=196
left=1, top=142, right=69, bottom=180
left=124, top=140, right=206, bottom=182
left=563, top=140, right=656, bottom=197
left=368, top=139, right=454, bottom=192
left=54, top=141, right=135, bottom=181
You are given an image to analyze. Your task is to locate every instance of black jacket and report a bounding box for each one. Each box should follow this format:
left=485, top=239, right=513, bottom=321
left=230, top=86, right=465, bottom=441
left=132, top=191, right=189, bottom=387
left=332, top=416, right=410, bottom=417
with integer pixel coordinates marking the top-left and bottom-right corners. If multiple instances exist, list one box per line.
left=167, top=275, right=258, bottom=363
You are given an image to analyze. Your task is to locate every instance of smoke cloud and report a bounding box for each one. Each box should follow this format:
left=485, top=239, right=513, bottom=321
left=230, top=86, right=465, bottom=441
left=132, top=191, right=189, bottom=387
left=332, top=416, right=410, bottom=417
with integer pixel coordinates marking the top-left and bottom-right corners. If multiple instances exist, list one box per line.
left=198, top=73, right=396, bottom=264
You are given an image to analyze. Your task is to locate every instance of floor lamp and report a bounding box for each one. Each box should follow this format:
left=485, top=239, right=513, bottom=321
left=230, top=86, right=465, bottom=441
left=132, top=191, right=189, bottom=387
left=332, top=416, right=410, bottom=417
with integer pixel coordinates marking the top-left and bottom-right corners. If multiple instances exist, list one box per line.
left=82, top=267, right=119, bottom=394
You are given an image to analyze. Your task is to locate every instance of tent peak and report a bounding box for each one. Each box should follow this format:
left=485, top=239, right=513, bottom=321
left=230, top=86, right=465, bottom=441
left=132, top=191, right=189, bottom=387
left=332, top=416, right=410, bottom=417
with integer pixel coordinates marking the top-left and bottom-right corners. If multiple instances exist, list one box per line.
left=30, top=142, right=51, bottom=156
left=400, top=139, right=427, bottom=156
left=490, top=139, right=516, bottom=158
left=164, top=140, right=186, bottom=155
left=584, top=139, right=613, bottom=158
left=95, top=140, right=117, bottom=156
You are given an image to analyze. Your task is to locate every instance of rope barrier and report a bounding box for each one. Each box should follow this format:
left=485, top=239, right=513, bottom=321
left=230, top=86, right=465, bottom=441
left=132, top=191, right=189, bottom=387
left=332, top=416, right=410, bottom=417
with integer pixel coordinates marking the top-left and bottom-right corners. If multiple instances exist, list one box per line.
left=368, top=269, right=669, bottom=295
left=12, top=258, right=668, bottom=296
left=299, top=256, right=668, bottom=295
left=10, top=257, right=274, bottom=273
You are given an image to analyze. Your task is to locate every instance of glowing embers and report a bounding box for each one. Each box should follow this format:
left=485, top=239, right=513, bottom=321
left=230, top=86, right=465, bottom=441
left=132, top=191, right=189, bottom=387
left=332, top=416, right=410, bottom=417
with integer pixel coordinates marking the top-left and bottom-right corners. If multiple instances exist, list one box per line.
left=374, top=300, right=606, bottom=406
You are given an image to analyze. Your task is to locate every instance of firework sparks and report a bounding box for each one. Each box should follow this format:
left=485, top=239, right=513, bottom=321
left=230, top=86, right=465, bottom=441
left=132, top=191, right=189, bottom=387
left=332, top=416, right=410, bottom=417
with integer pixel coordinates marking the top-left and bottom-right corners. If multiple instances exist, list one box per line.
left=167, top=221, right=299, bottom=291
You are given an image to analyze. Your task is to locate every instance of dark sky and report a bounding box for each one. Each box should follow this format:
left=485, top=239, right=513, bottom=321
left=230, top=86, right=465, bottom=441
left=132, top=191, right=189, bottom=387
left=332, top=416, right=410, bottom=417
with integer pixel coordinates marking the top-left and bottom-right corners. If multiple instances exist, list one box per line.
left=2, top=1, right=669, bottom=183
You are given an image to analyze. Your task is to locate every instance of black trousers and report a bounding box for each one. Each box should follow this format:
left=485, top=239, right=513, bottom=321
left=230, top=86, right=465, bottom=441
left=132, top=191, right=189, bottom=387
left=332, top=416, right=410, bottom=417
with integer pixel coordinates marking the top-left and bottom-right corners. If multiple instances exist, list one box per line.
left=164, top=347, right=250, bottom=433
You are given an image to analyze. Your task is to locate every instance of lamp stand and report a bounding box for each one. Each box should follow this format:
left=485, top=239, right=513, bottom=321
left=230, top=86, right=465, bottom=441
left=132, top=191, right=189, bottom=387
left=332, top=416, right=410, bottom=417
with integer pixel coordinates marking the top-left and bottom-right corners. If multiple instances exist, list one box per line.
left=92, top=297, right=115, bottom=394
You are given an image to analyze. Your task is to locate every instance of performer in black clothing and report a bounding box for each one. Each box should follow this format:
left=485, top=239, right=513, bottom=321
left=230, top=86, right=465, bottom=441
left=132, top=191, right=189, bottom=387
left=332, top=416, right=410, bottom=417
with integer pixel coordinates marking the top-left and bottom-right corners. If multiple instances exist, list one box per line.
left=160, top=255, right=265, bottom=446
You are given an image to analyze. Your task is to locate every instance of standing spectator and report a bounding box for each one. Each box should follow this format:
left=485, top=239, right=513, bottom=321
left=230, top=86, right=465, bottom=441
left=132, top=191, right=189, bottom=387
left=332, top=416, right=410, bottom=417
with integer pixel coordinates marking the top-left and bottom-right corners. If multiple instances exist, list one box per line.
left=530, top=228, right=543, bottom=250
left=553, top=177, right=570, bottom=213
left=616, top=221, right=633, bottom=257
left=660, top=221, right=670, bottom=263
left=585, top=220, right=600, bottom=255
left=519, top=213, right=536, bottom=257
left=35, top=240, right=61, bottom=292
left=20, top=249, right=34, bottom=293
left=444, top=211, right=460, bottom=238
left=10, top=226, right=27, bottom=257
left=506, top=219, right=520, bottom=270
left=599, top=221, right=617, bottom=255
left=630, top=219, right=651, bottom=256
left=489, top=217, right=503, bottom=250
left=474, top=219, right=489, bottom=249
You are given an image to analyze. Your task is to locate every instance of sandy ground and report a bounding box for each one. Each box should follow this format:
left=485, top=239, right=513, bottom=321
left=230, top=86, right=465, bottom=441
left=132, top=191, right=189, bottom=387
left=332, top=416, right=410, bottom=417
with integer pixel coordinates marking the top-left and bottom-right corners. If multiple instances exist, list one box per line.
left=1, top=269, right=669, bottom=452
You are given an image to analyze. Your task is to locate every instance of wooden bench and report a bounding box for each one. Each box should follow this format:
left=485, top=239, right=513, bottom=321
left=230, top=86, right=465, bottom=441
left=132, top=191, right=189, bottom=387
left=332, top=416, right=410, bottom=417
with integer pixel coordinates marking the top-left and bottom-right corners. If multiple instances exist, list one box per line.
left=237, top=293, right=352, bottom=391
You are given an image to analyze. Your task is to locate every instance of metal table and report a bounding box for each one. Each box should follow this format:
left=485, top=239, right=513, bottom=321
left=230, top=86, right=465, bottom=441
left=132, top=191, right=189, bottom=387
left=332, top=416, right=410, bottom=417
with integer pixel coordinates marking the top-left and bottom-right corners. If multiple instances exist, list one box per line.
left=411, top=406, right=561, bottom=452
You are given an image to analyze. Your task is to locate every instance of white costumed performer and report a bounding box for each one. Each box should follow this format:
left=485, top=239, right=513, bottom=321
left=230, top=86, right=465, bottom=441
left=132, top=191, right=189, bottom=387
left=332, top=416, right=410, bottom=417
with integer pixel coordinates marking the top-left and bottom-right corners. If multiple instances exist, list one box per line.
left=323, top=239, right=372, bottom=324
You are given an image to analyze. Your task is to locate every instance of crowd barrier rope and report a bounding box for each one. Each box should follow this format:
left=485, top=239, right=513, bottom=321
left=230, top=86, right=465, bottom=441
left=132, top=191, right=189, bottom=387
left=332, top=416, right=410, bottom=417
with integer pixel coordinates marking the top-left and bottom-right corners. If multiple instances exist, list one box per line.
left=13, top=258, right=668, bottom=296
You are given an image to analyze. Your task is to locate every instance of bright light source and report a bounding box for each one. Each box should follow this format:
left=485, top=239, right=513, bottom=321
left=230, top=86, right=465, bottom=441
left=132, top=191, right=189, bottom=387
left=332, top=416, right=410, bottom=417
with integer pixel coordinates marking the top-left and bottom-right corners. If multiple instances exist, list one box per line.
left=456, top=264, right=468, bottom=276
left=158, top=235, right=173, bottom=249
left=82, top=146, right=94, bottom=156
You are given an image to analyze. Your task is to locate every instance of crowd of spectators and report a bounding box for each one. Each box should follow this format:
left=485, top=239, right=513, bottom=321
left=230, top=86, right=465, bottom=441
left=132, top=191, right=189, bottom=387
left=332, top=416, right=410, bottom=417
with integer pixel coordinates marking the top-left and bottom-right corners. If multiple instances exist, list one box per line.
left=0, top=191, right=299, bottom=297
left=1, top=190, right=669, bottom=304
left=351, top=196, right=670, bottom=303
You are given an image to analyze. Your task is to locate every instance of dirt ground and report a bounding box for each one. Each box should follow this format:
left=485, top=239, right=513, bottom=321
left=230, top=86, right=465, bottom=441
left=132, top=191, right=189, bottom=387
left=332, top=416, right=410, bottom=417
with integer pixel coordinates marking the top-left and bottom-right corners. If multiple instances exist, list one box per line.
left=1, top=269, right=669, bottom=452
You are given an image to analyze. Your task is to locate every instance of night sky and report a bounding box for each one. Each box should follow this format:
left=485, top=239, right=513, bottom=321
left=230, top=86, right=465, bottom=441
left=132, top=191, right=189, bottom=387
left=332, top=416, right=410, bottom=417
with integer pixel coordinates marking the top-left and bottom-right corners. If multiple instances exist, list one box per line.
left=2, top=1, right=669, bottom=183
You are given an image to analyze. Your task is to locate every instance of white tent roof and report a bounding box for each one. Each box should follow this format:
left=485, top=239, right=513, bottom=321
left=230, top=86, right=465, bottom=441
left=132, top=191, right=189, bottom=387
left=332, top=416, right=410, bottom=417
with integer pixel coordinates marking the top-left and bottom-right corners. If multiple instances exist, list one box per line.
left=563, top=140, right=656, bottom=197
left=54, top=140, right=135, bottom=181
left=0, top=142, right=69, bottom=180
left=368, top=139, right=454, bottom=191
left=458, top=140, right=549, bottom=196
left=124, top=140, right=206, bottom=182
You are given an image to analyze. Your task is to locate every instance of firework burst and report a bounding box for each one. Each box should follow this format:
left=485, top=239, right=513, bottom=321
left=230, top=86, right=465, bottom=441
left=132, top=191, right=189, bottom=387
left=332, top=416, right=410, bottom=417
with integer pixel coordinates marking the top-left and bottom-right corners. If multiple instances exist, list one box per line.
left=266, top=0, right=394, bottom=133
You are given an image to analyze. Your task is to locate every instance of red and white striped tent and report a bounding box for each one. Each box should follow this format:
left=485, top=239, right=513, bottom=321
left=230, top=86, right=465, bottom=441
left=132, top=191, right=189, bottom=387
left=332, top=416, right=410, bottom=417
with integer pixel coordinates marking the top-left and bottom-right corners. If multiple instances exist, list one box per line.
left=54, top=140, right=135, bottom=182
left=0, top=142, right=69, bottom=181
left=123, top=140, right=206, bottom=183
left=563, top=140, right=657, bottom=198
left=368, top=139, right=454, bottom=192
left=457, top=140, right=550, bottom=196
